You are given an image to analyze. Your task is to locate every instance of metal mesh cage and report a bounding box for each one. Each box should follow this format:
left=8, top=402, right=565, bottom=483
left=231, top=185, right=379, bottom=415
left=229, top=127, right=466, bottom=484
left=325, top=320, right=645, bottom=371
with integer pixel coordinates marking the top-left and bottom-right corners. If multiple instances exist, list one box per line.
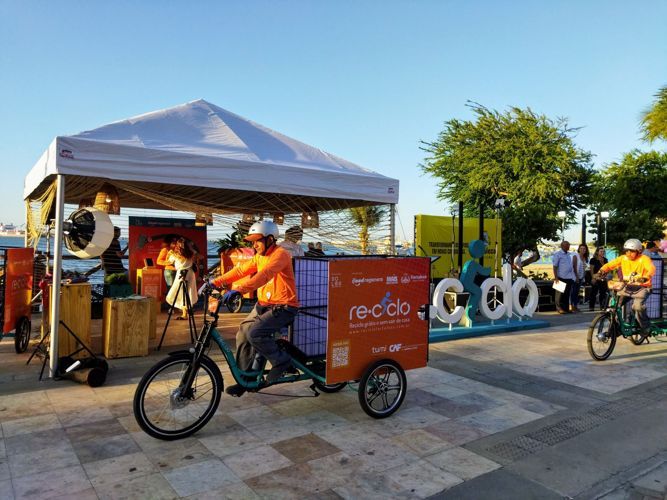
left=292, top=257, right=329, bottom=357
left=647, top=257, right=665, bottom=319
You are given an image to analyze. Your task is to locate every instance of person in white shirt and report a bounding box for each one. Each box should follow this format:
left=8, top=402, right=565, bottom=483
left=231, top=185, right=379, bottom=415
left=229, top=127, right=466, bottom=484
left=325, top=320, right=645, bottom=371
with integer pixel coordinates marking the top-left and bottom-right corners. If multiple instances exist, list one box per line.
left=278, top=226, right=305, bottom=257
left=552, top=241, right=576, bottom=314
left=570, top=244, right=589, bottom=312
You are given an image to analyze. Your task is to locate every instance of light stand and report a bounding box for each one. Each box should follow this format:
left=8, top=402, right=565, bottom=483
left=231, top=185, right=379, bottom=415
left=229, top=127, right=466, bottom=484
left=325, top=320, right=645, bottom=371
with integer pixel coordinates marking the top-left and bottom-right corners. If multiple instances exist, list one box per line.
left=156, top=269, right=197, bottom=351
left=601, top=211, right=609, bottom=247
left=557, top=211, right=567, bottom=241
left=488, top=198, right=508, bottom=312
left=449, top=205, right=457, bottom=277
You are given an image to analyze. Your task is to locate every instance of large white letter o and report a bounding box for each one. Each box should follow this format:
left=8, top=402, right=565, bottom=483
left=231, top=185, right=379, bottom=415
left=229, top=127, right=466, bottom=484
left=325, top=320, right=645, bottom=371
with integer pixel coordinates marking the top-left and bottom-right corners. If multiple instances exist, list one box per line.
left=512, top=278, right=539, bottom=317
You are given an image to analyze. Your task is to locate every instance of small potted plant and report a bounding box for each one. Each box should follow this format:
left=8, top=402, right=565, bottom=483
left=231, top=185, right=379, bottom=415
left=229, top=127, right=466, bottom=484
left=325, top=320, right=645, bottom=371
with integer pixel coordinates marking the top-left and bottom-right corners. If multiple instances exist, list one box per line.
left=104, top=272, right=133, bottom=298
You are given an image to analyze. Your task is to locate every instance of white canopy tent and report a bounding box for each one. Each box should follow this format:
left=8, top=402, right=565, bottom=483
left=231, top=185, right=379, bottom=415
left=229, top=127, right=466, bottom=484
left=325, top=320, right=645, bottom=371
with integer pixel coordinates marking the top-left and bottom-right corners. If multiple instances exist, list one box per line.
left=23, top=99, right=399, bottom=376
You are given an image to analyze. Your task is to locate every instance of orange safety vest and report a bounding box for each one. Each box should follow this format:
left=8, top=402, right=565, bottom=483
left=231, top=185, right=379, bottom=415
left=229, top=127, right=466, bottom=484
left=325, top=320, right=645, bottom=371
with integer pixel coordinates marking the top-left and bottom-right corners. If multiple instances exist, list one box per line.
left=214, top=245, right=299, bottom=307
left=600, top=254, right=655, bottom=287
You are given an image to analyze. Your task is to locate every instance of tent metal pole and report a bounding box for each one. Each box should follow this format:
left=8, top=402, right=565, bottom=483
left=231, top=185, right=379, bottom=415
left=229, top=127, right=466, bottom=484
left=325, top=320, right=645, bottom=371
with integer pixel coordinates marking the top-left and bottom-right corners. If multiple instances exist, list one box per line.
left=389, top=204, right=396, bottom=255
left=49, top=175, right=65, bottom=378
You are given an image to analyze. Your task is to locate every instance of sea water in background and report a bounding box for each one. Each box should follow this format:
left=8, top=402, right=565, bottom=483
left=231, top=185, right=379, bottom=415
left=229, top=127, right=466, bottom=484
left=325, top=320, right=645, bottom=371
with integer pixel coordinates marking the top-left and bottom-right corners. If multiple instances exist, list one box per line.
left=0, top=236, right=223, bottom=285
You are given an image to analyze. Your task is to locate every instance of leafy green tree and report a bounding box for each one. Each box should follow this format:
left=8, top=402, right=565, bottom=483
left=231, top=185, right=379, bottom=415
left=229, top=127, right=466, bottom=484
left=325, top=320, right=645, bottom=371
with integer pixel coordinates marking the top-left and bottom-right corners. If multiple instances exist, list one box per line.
left=591, top=150, right=667, bottom=249
left=420, top=103, right=594, bottom=259
left=640, top=86, right=667, bottom=143
left=348, top=205, right=387, bottom=254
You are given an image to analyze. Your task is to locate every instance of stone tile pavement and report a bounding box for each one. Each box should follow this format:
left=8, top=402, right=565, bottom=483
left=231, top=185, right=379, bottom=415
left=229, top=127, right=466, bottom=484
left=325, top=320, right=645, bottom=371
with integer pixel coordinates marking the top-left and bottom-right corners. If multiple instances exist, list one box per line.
left=1, top=310, right=666, bottom=499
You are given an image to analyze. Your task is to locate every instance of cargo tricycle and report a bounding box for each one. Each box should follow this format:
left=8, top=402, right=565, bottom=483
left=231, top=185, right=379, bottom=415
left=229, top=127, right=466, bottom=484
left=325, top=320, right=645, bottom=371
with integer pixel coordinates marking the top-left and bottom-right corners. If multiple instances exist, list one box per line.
left=134, top=256, right=431, bottom=440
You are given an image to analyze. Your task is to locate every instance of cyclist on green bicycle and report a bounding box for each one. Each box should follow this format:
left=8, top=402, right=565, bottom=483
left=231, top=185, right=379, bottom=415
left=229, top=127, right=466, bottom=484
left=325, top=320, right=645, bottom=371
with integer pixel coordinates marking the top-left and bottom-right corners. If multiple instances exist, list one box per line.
left=210, top=220, right=299, bottom=397
left=598, top=238, right=655, bottom=338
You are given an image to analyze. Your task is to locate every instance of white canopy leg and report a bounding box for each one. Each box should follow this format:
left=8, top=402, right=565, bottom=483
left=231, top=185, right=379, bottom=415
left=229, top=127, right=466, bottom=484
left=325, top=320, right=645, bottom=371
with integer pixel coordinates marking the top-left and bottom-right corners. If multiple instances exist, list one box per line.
left=49, top=175, right=65, bottom=378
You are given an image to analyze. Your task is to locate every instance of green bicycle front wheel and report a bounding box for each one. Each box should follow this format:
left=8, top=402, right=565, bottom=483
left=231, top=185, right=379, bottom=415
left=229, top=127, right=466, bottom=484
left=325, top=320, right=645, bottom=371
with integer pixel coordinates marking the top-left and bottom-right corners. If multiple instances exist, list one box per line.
left=587, top=312, right=617, bottom=361
left=134, top=353, right=223, bottom=440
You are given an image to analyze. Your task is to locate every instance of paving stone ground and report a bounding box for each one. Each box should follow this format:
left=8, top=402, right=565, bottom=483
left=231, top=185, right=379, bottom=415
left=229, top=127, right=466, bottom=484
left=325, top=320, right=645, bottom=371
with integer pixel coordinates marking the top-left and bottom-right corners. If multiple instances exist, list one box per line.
left=1, top=309, right=665, bottom=499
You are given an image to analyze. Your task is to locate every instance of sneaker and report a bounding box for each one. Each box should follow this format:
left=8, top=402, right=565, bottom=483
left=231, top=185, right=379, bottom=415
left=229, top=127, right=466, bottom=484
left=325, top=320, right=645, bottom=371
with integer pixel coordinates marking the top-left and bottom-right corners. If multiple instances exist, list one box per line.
left=225, top=384, right=246, bottom=397
left=267, top=361, right=295, bottom=384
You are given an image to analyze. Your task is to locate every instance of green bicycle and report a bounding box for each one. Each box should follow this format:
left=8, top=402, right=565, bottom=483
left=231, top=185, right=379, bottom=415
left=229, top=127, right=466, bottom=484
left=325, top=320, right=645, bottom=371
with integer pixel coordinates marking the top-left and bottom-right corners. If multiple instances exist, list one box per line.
left=587, top=276, right=667, bottom=361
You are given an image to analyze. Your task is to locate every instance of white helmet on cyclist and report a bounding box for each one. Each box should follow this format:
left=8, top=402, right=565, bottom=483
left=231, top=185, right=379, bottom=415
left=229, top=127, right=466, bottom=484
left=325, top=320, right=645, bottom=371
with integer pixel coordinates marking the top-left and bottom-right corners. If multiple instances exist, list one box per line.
left=244, top=220, right=280, bottom=242
left=623, top=239, right=643, bottom=252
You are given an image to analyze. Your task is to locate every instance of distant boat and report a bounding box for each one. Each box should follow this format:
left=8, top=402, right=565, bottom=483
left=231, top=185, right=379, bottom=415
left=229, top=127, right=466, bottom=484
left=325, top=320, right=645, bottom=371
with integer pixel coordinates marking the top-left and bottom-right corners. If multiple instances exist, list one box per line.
left=0, top=223, right=25, bottom=237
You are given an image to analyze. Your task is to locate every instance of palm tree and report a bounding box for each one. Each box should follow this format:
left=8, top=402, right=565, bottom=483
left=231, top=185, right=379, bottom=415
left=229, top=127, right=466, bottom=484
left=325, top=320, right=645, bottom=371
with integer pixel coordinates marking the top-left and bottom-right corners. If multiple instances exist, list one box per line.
left=641, top=85, right=667, bottom=143
left=348, top=206, right=387, bottom=254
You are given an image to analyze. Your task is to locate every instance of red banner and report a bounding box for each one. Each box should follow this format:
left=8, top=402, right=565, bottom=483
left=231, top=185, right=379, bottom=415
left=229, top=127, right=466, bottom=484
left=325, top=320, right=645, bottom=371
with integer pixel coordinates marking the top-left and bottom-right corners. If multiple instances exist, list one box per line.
left=325, top=257, right=430, bottom=384
left=3, top=248, right=34, bottom=333
left=128, top=217, right=207, bottom=299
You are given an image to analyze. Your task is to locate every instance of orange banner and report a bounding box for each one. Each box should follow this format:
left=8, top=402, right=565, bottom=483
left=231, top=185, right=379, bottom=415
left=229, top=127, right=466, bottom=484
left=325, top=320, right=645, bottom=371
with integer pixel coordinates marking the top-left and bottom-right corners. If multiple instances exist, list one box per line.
left=3, top=248, right=34, bottom=333
left=128, top=217, right=207, bottom=299
left=326, top=257, right=430, bottom=384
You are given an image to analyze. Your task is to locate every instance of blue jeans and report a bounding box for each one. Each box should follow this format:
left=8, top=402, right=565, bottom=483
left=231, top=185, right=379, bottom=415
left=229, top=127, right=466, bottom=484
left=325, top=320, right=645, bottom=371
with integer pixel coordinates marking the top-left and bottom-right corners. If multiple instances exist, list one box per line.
left=235, top=303, right=297, bottom=371
left=164, top=269, right=176, bottom=288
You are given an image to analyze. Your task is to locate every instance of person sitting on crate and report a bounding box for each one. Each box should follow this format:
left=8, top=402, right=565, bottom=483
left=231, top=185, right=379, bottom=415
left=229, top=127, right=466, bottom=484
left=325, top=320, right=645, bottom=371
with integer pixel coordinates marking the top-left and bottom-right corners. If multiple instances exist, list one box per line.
left=100, top=226, right=128, bottom=278
left=210, top=220, right=300, bottom=397
left=598, top=239, right=656, bottom=339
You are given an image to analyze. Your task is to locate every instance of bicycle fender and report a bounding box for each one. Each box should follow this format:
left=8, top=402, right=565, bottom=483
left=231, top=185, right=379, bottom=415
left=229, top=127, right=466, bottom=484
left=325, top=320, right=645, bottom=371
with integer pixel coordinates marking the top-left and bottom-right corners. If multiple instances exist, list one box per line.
left=167, top=350, right=193, bottom=357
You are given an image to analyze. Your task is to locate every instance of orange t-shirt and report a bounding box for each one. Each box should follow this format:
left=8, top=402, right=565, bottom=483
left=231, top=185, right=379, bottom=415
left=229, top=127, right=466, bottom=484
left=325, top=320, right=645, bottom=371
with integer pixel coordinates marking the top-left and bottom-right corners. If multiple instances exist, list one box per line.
left=157, top=248, right=176, bottom=270
left=600, top=254, right=655, bottom=287
left=213, top=245, right=299, bottom=307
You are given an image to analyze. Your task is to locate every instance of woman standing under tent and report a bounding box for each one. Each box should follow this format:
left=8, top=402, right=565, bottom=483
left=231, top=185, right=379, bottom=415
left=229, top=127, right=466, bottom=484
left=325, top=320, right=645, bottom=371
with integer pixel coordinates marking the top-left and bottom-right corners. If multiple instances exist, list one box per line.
left=165, top=237, right=198, bottom=320
left=570, top=244, right=589, bottom=312
left=589, top=247, right=609, bottom=310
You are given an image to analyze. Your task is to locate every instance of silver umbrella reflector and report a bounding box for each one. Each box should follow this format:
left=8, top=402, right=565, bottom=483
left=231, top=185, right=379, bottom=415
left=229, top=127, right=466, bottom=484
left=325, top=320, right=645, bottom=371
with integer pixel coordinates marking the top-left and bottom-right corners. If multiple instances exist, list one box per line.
left=63, top=207, right=114, bottom=259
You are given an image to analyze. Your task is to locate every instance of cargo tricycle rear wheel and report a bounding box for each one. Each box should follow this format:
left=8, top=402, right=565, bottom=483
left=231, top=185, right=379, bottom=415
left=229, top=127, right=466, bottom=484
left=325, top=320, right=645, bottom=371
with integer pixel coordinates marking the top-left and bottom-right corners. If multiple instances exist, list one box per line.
left=14, top=317, right=31, bottom=353
left=358, top=359, right=406, bottom=418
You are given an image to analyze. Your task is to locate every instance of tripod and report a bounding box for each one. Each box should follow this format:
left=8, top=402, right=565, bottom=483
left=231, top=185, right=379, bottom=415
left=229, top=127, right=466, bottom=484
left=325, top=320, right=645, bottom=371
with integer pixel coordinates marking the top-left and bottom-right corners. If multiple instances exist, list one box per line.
left=487, top=202, right=505, bottom=313
left=27, top=320, right=98, bottom=381
left=157, top=268, right=197, bottom=350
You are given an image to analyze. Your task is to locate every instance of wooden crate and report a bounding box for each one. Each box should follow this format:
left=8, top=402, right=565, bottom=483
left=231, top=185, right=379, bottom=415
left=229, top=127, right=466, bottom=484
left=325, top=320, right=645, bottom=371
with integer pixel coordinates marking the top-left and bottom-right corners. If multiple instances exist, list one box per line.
left=43, top=283, right=92, bottom=359
left=103, top=297, right=150, bottom=358
left=136, top=268, right=163, bottom=299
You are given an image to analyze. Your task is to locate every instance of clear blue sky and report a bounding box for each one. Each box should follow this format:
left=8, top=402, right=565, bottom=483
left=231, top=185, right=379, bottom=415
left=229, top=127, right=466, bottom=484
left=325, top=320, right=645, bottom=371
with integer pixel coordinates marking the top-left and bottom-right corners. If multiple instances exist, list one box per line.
left=2, top=0, right=666, bottom=243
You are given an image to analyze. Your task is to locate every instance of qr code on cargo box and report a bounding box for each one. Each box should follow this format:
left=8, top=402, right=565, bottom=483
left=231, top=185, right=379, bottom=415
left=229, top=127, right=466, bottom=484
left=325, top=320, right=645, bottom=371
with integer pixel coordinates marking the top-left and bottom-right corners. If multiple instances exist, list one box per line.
left=331, top=343, right=349, bottom=368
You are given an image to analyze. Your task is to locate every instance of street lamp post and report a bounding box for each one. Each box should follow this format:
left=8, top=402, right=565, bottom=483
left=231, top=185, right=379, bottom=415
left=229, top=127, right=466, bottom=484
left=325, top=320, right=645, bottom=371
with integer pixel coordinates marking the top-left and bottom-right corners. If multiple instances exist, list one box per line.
left=601, top=211, right=610, bottom=247
left=557, top=211, right=567, bottom=241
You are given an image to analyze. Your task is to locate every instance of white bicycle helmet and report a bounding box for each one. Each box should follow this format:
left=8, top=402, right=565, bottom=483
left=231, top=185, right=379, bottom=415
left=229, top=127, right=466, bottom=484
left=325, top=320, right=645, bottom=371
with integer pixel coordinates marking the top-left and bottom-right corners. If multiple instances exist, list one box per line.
left=244, top=220, right=280, bottom=242
left=623, top=238, right=643, bottom=252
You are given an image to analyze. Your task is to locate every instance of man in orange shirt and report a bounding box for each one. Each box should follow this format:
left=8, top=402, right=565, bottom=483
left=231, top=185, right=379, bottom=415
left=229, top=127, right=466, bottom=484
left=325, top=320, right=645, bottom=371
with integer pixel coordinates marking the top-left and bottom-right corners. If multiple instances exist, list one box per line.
left=599, top=238, right=656, bottom=337
left=211, top=221, right=299, bottom=396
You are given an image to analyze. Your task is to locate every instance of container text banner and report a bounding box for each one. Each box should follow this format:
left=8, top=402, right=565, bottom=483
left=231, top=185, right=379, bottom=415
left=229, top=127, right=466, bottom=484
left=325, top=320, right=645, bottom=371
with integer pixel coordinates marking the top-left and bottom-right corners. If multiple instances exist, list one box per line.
left=4, top=248, right=34, bottom=333
left=326, top=257, right=430, bottom=384
left=128, top=217, right=207, bottom=297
